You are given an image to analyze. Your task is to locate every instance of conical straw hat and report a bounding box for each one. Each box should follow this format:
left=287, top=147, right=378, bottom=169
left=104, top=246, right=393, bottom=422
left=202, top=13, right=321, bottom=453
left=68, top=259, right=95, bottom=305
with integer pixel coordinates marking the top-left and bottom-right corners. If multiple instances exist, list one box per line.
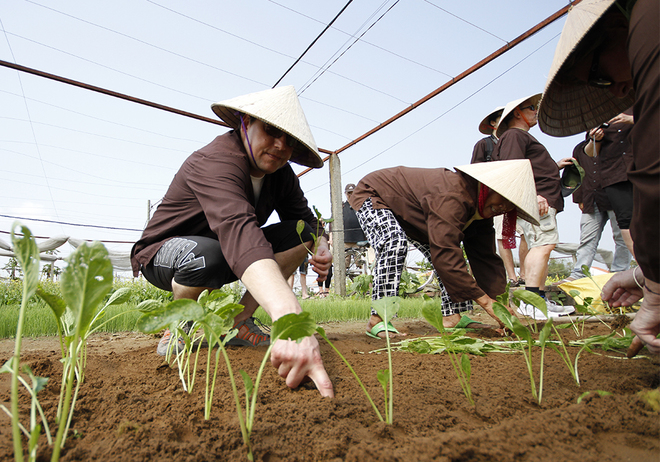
left=496, top=93, right=542, bottom=138
left=455, top=159, right=540, bottom=226
left=478, top=106, right=505, bottom=135
left=538, top=0, right=634, bottom=137
left=211, top=86, right=323, bottom=168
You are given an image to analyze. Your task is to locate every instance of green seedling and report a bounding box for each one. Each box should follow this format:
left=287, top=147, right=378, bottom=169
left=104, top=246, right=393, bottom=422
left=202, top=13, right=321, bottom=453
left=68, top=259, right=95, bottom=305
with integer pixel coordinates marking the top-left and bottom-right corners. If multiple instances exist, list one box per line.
left=577, top=390, right=612, bottom=404
left=6, top=223, right=42, bottom=462
left=371, top=296, right=400, bottom=424
left=580, top=265, right=618, bottom=315
left=296, top=205, right=333, bottom=256
left=494, top=299, right=552, bottom=404
left=315, top=327, right=384, bottom=421
left=421, top=300, right=474, bottom=406
left=136, top=290, right=243, bottom=419
left=235, top=312, right=318, bottom=461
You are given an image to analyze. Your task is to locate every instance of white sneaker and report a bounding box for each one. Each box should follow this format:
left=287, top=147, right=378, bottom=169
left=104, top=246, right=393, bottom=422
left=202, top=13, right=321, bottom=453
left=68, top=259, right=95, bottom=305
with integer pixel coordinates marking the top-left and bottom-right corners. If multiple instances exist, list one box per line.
left=546, top=300, right=575, bottom=317
left=517, top=302, right=547, bottom=320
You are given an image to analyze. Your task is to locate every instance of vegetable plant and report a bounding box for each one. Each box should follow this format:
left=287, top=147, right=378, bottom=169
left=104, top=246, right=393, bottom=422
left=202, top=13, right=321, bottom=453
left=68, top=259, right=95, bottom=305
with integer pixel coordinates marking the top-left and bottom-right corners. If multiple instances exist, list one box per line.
left=421, top=300, right=474, bottom=406
left=494, top=292, right=553, bottom=404
left=135, top=290, right=243, bottom=418
left=315, top=328, right=384, bottom=421
left=5, top=223, right=42, bottom=462
left=371, top=296, right=400, bottom=424
left=233, top=312, right=318, bottom=461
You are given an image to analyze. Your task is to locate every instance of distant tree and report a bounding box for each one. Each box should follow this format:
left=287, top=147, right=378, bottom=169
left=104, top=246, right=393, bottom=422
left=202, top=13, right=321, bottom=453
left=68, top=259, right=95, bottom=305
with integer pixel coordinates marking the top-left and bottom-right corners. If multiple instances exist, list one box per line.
left=547, top=259, right=571, bottom=280
left=3, top=257, right=22, bottom=280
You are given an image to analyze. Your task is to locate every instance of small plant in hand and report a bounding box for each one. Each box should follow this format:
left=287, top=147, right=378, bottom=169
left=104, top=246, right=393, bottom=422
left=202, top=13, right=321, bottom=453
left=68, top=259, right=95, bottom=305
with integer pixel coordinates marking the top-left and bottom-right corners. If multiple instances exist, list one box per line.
left=297, top=205, right=333, bottom=255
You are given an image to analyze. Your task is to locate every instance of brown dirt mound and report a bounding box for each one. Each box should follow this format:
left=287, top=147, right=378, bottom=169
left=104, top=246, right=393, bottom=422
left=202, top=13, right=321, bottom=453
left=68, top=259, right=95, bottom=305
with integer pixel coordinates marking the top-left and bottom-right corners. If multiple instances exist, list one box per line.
left=1, top=316, right=658, bottom=461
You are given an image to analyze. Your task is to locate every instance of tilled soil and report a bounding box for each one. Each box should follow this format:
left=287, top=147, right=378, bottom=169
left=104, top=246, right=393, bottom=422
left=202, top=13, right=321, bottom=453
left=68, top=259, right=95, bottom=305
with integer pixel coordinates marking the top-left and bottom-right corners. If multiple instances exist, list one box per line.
left=0, top=315, right=658, bottom=461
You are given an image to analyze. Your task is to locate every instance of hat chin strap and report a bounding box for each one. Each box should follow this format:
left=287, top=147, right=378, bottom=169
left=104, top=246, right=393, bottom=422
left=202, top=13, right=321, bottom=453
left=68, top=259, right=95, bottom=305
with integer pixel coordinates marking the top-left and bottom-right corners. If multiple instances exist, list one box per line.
left=239, top=115, right=262, bottom=174
left=515, top=108, right=533, bottom=130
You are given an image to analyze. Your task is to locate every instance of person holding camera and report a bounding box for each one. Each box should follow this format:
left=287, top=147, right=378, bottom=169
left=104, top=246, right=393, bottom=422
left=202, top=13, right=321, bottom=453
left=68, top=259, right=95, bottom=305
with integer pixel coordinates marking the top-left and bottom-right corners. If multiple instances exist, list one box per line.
left=582, top=110, right=635, bottom=258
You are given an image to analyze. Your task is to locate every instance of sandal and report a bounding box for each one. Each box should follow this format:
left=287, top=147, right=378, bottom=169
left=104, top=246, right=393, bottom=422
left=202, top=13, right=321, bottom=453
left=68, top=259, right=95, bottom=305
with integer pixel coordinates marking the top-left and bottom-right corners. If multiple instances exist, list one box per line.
left=366, top=321, right=400, bottom=339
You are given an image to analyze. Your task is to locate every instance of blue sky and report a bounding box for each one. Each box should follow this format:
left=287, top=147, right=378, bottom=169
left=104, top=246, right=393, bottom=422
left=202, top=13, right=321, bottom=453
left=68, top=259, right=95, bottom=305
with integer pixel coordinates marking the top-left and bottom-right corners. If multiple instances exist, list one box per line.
left=1, top=0, right=614, bottom=276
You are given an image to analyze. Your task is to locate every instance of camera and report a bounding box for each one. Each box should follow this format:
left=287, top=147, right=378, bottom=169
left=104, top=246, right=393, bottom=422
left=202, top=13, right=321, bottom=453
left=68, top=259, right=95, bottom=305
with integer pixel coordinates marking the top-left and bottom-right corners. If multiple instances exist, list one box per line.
left=598, top=122, right=610, bottom=129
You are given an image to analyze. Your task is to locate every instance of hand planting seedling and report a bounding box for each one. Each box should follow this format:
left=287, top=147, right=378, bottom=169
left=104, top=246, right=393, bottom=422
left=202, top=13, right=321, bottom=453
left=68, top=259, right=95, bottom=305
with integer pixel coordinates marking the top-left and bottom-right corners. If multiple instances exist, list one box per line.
left=421, top=299, right=474, bottom=406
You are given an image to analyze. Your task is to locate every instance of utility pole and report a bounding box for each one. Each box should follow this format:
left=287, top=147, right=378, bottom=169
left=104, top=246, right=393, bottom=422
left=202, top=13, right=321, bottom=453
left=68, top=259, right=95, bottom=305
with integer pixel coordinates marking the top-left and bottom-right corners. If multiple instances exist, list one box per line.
left=329, top=153, right=346, bottom=296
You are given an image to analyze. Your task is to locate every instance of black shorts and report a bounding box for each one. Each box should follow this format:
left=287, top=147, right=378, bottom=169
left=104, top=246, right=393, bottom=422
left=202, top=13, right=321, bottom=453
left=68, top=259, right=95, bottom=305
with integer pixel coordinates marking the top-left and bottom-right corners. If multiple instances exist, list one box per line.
left=141, top=220, right=313, bottom=291
left=605, top=181, right=634, bottom=229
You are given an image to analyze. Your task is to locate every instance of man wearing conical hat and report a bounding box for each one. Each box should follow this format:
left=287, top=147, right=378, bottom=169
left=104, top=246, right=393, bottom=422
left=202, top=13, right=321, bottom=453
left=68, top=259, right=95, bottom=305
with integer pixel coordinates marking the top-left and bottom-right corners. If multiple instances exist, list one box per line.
left=349, top=159, right=540, bottom=338
left=491, top=94, right=574, bottom=318
left=131, top=86, right=334, bottom=396
left=538, top=0, right=659, bottom=356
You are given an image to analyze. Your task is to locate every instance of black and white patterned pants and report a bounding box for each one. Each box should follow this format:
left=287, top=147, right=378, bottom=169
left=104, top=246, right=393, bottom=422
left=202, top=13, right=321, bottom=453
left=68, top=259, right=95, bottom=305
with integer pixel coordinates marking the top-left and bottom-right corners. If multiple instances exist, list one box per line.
left=356, top=198, right=473, bottom=317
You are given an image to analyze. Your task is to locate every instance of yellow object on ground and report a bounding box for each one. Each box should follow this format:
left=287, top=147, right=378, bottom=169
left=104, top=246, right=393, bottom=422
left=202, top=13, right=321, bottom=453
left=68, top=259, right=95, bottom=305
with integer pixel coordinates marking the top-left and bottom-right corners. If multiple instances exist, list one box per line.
left=558, top=273, right=616, bottom=314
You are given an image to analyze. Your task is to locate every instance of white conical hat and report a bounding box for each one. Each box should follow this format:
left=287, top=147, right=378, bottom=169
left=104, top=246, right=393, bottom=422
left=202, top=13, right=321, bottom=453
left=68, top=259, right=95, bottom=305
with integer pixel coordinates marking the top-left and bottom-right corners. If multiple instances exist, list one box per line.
left=455, top=159, right=540, bottom=226
left=211, top=86, right=323, bottom=168
left=496, top=93, right=542, bottom=138
left=538, top=0, right=634, bottom=137
left=478, top=106, right=504, bottom=135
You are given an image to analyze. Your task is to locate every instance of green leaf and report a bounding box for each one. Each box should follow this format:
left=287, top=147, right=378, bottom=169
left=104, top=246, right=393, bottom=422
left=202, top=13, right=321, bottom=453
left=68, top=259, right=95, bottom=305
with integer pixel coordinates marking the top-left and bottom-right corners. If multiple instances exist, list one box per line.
left=271, top=312, right=317, bottom=343
left=493, top=302, right=531, bottom=342
left=407, top=340, right=431, bottom=354
left=240, top=370, right=254, bottom=400
left=513, top=289, right=548, bottom=318
left=421, top=302, right=445, bottom=333
left=296, top=220, right=306, bottom=236
left=36, top=287, right=66, bottom=320
left=372, top=297, right=401, bottom=325
left=539, top=319, right=553, bottom=346
left=0, top=358, right=13, bottom=374
left=11, top=223, right=40, bottom=299
left=460, top=354, right=471, bottom=381
left=377, top=369, right=390, bottom=390
left=61, top=241, right=114, bottom=336
left=105, top=287, right=132, bottom=307
left=137, top=299, right=163, bottom=313
left=135, top=299, right=205, bottom=334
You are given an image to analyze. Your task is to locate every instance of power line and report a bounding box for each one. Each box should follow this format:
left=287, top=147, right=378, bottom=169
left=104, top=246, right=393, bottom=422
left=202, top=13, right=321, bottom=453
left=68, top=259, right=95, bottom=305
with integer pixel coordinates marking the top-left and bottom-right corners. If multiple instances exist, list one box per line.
left=272, top=0, right=353, bottom=88
left=0, top=214, right=143, bottom=232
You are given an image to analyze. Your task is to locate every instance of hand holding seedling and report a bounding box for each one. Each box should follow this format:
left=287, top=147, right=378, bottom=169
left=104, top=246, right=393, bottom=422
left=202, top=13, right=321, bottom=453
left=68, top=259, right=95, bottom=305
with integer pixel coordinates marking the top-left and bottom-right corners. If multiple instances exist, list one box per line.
left=474, top=294, right=507, bottom=332
left=309, top=236, right=332, bottom=282
left=271, top=335, right=334, bottom=397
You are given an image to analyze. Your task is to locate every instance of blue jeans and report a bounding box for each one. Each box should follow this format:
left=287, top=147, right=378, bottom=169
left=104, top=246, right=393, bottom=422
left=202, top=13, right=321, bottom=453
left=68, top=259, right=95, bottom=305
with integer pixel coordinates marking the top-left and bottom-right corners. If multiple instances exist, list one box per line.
left=570, top=205, right=631, bottom=279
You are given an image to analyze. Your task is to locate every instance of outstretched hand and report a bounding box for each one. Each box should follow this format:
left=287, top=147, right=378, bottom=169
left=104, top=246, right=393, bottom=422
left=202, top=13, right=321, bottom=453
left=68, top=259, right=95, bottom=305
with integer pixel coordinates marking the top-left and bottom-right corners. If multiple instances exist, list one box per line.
left=271, top=336, right=334, bottom=397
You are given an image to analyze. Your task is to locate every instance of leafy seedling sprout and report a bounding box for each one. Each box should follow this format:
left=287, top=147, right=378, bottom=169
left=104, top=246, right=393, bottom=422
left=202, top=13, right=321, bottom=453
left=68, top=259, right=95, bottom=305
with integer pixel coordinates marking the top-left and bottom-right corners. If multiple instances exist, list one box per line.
left=371, top=296, right=401, bottom=424
left=296, top=205, right=333, bottom=256
left=421, top=300, right=474, bottom=406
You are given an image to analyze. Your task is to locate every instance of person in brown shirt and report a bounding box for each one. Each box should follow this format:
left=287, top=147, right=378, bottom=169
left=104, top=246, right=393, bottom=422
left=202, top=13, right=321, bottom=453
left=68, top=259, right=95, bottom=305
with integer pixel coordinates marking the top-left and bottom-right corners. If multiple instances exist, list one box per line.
left=539, top=0, right=659, bottom=355
left=583, top=110, right=635, bottom=256
left=491, top=94, right=573, bottom=315
left=131, top=86, right=334, bottom=397
left=471, top=105, right=529, bottom=286
left=349, top=160, right=540, bottom=338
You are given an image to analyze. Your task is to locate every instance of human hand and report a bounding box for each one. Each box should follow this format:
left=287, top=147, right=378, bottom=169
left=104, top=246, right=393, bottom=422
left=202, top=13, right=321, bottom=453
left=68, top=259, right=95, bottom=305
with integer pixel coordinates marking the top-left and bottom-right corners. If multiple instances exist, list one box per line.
left=601, top=268, right=644, bottom=307
left=588, top=127, right=605, bottom=141
left=309, top=237, right=332, bottom=281
left=557, top=157, right=574, bottom=169
left=578, top=202, right=584, bottom=212
left=628, top=283, right=660, bottom=356
left=608, top=112, right=634, bottom=125
left=271, top=335, right=335, bottom=397
left=475, top=294, right=506, bottom=329
left=537, top=195, right=549, bottom=217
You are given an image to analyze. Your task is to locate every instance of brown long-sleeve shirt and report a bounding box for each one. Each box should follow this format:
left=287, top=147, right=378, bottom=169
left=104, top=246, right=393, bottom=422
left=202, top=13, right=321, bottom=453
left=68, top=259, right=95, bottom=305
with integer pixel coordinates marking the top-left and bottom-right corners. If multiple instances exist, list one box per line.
left=492, top=128, right=564, bottom=213
left=131, top=131, right=322, bottom=279
left=349, top=166, right=506, bottom=302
